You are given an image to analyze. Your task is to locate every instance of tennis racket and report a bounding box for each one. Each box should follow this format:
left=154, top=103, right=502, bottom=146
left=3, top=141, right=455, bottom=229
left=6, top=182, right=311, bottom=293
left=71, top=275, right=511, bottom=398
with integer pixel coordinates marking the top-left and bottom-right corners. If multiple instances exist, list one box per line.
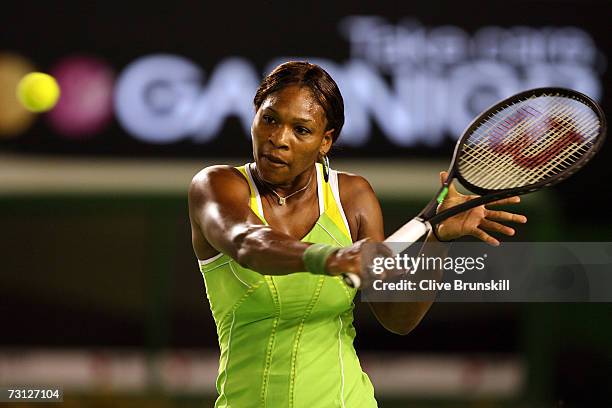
left=343, top=87, right=606, bottom=289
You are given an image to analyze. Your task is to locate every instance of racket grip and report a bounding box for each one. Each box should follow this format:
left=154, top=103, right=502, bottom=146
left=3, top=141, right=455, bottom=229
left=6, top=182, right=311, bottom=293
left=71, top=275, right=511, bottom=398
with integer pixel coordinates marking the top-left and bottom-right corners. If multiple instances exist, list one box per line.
left=342, top=219, right=429, bottom=289
left=342, top=273, right=361, bottom=289
left=385, top=218, right=431, bottom=251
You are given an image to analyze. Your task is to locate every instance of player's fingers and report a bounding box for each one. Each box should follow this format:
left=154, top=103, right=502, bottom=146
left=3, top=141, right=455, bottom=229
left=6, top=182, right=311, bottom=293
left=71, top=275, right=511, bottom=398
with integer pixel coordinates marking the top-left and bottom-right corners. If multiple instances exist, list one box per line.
left=485, top=210, right=527, bottom=224
left=480, top=219, right=515, bottom=236
left=488, top=196, right=521, bottom=206
left=471, top=228, right=500, bottom=246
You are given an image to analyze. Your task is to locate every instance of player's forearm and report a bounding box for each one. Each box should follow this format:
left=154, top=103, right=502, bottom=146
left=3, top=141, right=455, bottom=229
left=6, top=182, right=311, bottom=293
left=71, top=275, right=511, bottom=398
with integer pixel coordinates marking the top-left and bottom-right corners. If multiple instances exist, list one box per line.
left=231, top=224, right=311, bottom=275
left=421, top=230, right=450, bottom=276
left=400, top=232, right=447, bottom=311
left=372, top=233, right=448, bottom=335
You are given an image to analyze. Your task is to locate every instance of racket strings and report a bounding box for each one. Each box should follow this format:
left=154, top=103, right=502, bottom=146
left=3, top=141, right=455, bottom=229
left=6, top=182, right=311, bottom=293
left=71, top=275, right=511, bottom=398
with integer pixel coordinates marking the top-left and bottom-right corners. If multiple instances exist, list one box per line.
left=465, top=116, right=596, bottom=189
left=507, top=102, right=598, bottom=182
left=478, top=102, right=596, bottom=185
left=517, top=103, right=594, bottom=165
left=461, top=96, right=555, bottom=171
left=459, top=98, right=572, bottom=186
left=492, top=106, right=561, bottom=161
left=468, top=96, right=581, bottom=165
left=463, top=110, right=596, bottom=189
left=458, top=94, right=601, bottom=190
left=520, top=109, right=598, bottom=181
left=471, top=96, right=596, bottom=167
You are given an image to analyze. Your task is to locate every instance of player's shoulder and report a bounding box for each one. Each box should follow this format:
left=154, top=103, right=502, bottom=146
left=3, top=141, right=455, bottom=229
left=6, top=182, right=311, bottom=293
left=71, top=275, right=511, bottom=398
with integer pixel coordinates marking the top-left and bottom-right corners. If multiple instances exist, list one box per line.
left=336, top=171, right=376, bottom=196
left=335, top=171, right=382, bottom=234
left=189, top=165, right=249, bottom=201
left=336, top=171, right=379, bottom=211
left=191, top=164, right=242, bottom=185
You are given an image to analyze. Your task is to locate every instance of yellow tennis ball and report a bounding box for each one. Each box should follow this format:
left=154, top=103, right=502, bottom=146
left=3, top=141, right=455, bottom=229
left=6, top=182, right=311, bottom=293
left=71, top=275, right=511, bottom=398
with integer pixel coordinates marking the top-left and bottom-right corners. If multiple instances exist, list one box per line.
left=16, top=72, right=61, bottom=113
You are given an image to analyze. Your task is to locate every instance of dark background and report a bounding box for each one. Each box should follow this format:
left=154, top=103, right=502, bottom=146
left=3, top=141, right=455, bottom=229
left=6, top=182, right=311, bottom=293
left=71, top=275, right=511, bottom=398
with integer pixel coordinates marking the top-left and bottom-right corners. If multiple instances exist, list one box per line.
left=0, top=1, right=611, bottom=407
left=1, top=0, right=611, bottom=220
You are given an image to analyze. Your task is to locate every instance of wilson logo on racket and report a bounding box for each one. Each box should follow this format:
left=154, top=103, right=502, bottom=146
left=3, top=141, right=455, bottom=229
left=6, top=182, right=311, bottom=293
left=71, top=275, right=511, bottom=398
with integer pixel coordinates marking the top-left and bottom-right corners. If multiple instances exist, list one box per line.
left=487, top=107, right=586, bottom=170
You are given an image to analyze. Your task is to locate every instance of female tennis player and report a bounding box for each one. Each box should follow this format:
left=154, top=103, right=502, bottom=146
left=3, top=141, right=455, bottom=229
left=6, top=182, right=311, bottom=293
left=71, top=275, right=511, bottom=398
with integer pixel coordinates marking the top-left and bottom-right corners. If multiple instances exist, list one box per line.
left=188, top=61, right=527, bottom=407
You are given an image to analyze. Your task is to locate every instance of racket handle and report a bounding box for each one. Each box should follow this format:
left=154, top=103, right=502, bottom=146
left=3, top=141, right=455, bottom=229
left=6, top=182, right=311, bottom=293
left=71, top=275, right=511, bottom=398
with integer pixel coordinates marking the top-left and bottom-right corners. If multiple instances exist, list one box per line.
left=342, top=272, right=361, bottom=289
left=385, top=218, right=431, bottom=252
left=342, top=218, right=430, bottom=289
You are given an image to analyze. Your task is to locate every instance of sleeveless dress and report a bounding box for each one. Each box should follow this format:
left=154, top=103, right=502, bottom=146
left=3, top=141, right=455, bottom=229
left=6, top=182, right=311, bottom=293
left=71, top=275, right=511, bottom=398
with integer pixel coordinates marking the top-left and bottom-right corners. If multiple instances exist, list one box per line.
left=198, top=163, right=378, bottom=408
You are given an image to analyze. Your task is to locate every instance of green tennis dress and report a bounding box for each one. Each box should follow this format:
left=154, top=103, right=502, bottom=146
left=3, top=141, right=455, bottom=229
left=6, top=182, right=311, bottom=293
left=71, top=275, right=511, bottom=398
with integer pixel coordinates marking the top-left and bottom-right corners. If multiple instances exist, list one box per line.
left=198, top=163, right=378, bottom=407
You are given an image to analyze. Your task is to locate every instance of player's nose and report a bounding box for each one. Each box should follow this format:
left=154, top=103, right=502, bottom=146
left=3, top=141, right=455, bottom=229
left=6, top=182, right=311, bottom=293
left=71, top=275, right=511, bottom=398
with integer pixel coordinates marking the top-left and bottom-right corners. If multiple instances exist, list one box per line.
left=268, top=126, right=290, bottom=149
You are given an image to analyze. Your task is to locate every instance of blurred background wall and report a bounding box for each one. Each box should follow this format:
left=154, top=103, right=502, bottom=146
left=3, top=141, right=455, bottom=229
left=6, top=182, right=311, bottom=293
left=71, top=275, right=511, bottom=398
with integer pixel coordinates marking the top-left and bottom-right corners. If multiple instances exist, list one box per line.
left=0, top=1, right=611, bottom=407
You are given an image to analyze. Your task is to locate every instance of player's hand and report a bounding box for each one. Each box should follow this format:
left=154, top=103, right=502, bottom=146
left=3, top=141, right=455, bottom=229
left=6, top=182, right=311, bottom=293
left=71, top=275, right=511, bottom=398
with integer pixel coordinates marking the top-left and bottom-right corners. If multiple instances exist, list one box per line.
left=326, top=238, right=393, bottom=286
left=435, top=171, right=528, bottom=246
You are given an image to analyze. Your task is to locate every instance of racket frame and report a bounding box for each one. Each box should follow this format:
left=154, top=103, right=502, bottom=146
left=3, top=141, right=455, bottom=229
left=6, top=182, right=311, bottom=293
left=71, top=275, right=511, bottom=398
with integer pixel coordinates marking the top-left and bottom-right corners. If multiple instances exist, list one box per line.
left=418, top=87, right=606, bottom=226
left=348, top=87, right=606, bottom=289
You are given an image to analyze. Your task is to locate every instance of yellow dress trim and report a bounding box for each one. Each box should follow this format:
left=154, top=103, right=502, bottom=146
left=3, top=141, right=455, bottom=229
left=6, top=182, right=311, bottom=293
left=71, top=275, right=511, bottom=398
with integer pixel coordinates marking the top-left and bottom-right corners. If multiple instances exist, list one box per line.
left=236, top=163, right=351, bottom=241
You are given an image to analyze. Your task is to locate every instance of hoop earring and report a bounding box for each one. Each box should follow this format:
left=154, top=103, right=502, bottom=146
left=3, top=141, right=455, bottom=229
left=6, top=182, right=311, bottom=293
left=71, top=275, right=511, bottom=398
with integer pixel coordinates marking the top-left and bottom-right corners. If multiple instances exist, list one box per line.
left=321, top=154, right=330, bottom=182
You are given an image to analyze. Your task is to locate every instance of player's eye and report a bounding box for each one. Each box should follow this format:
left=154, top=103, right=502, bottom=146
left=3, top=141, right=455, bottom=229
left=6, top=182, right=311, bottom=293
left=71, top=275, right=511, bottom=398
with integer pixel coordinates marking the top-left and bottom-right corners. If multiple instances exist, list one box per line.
left=295, top=126, right=311, bottom=135
left=262, top=114, right=276, bottom=125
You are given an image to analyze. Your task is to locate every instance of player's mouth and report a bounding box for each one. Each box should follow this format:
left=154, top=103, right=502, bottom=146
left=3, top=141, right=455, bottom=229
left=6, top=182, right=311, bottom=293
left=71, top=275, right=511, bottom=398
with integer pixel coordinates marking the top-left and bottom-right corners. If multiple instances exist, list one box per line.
left=262, top=154, right=289, bottom=167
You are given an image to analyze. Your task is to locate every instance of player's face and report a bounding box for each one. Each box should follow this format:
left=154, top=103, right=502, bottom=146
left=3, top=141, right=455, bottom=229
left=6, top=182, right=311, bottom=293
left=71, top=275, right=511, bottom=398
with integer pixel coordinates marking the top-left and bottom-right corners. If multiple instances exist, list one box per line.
left=251, top=85, right=333, bottom=186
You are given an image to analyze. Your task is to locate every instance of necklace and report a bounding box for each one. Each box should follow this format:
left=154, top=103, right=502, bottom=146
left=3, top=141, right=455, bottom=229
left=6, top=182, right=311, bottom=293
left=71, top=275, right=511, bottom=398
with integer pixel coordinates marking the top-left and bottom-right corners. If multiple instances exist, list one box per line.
left=252, top=163, right=313, bottom=205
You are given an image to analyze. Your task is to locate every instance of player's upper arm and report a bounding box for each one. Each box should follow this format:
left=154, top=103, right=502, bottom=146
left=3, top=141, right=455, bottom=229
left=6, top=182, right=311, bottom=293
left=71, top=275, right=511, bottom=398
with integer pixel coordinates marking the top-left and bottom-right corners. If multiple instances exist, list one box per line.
left=338, top=173, right=385, bottom=242
left=188, top=165, right=265, bottom=259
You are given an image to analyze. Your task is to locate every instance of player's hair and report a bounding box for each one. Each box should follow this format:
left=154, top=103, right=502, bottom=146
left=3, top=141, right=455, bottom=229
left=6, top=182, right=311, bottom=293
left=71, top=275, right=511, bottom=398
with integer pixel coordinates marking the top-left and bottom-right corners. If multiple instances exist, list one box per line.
left=254, top=61, right=345, bottom=143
